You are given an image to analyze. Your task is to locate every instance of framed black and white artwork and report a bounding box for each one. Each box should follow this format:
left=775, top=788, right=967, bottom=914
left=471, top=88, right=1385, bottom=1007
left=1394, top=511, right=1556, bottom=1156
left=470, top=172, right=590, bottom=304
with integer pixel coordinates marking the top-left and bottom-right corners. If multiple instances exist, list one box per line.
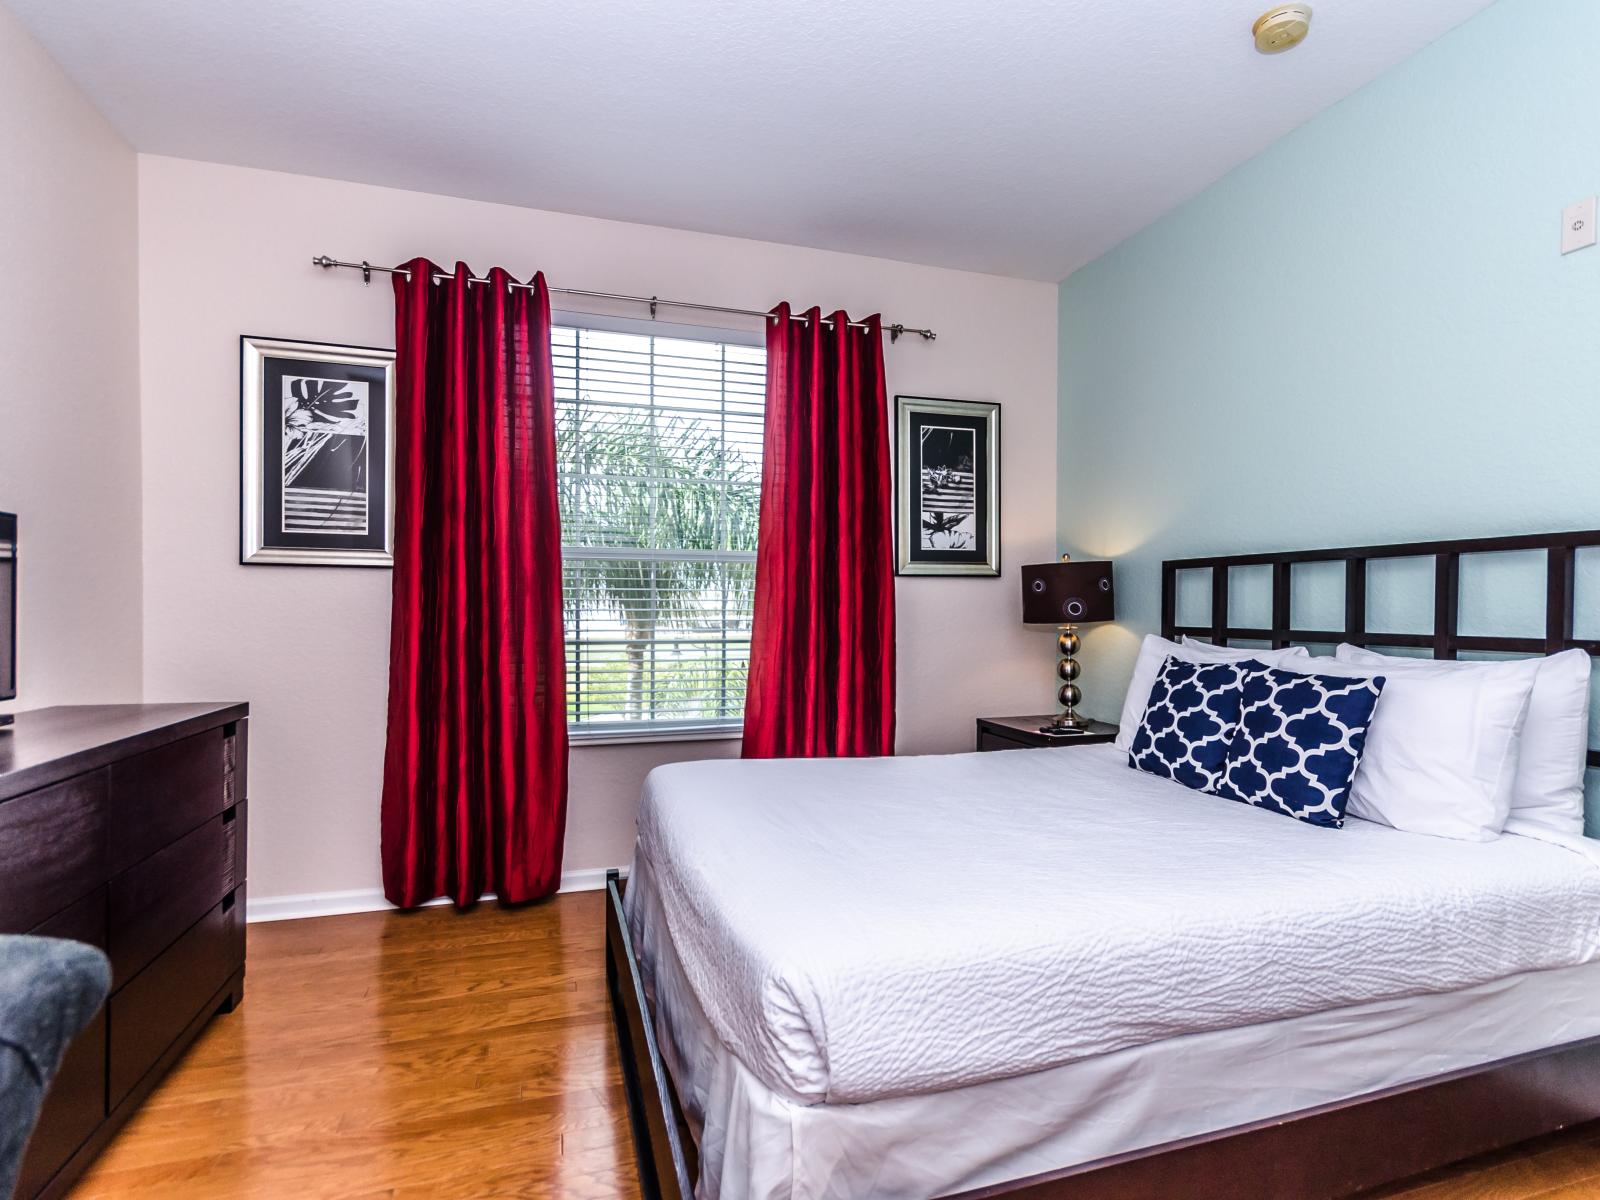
left=240, top=335, right=395, bottom=566
left=894, top=395, right=1000, bottom=577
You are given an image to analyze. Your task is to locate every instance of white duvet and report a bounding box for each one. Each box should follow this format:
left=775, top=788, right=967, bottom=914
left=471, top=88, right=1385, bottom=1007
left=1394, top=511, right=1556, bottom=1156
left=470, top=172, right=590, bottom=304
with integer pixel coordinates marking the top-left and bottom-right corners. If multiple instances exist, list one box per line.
left=628, top=743, right=1600, bottom=1107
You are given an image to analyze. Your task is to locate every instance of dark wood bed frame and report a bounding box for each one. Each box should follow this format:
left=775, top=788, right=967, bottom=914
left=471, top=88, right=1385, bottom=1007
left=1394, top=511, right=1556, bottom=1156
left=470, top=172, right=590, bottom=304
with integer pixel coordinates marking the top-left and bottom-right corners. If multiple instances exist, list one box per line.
left=607, top=527, right=1600, bottom=1199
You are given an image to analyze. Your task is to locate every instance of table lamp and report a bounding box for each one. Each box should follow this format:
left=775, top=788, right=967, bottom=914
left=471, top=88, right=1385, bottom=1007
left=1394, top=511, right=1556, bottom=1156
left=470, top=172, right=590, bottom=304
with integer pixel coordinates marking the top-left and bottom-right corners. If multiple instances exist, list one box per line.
left=1021, top=556, right=1115, bottom=735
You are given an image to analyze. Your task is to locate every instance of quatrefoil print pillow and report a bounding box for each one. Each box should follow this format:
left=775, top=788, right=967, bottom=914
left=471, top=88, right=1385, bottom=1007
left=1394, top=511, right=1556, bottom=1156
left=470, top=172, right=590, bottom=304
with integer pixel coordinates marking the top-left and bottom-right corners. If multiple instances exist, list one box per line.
left=1217, top=665, right=1387, bottom=827
left=1128, top=657, right=1248, bottom=793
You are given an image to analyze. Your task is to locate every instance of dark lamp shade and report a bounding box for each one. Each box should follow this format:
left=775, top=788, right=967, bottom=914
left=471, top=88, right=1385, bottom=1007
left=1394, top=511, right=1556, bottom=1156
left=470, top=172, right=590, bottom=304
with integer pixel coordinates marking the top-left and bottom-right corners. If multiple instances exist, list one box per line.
left=1021, top=561, right=1115, bottom=625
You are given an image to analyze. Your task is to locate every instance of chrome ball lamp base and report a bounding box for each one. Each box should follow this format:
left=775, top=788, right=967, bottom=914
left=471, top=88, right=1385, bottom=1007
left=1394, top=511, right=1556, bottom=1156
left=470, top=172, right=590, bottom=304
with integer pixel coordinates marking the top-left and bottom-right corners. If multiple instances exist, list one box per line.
left=1039, top=626, right=1090, bottom=735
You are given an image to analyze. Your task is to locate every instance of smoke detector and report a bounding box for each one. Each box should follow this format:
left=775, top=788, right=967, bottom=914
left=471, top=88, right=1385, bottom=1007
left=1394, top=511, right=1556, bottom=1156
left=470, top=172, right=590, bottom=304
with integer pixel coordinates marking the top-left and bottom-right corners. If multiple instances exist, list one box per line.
left=1254, top=5, right=1313, bottom=54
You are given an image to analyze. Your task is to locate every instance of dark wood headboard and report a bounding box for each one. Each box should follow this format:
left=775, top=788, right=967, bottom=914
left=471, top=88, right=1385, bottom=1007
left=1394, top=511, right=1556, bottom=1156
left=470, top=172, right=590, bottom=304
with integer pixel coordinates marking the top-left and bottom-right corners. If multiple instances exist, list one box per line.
left=1160, top=529, right=1600, bottom=769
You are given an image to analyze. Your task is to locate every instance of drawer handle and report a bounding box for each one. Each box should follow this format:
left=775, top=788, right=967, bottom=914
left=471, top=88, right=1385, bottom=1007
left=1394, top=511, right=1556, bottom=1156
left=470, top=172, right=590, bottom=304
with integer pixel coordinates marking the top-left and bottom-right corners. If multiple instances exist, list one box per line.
left=222, top=806, right=237, bottom=825
left=222, top=890, right=237, bottom=913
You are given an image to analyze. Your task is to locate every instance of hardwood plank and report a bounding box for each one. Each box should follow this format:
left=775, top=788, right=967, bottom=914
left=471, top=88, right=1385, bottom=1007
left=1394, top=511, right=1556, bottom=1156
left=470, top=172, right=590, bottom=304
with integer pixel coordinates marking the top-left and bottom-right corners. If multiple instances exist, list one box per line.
left=1359, top=1123, right=1600, bottom=1199
left=62, top=889, right=1600, bottom=1200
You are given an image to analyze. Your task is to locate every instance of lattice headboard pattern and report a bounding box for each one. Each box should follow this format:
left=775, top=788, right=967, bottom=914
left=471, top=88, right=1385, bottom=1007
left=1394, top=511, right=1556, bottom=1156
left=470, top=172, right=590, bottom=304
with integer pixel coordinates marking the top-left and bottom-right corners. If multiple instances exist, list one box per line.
left=1160, top=529, right=1600, bottom=771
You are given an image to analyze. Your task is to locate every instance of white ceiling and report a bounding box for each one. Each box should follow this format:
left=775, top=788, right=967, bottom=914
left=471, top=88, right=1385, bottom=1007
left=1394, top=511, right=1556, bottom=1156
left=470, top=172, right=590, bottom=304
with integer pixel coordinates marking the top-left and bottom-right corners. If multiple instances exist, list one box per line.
left=5, top=0, right=1497, bottom=281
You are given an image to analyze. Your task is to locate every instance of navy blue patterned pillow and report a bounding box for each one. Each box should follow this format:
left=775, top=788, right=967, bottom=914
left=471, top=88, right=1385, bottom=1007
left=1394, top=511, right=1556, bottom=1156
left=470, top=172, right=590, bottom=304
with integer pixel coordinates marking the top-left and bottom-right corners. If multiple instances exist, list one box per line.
left=1128, top=657, right=1247, bottom=793
left=1217, top=665, right=1386, bottom=827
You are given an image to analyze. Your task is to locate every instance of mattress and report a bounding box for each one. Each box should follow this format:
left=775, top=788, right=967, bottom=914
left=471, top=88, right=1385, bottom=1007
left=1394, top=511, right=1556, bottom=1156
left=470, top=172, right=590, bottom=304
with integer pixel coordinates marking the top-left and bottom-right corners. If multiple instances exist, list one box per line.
left=629, top=851, right=1600, bottom=1199
left=628, top=743, right=1600, bottom=1108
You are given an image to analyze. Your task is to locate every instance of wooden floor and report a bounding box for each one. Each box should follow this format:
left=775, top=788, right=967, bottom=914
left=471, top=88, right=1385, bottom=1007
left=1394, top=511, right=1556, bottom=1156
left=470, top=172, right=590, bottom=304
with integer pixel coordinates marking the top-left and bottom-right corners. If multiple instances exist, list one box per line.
left=66, top=891, right=639, bottom=1199
left=1363, top=1126, right=1600, bottom=1200
left=60, top=891, right=1600, bottom=1200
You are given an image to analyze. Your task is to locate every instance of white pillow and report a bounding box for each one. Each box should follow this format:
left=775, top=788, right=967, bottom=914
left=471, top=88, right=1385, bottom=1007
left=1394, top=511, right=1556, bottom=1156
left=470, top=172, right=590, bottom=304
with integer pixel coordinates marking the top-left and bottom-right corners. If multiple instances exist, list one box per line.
left=1335, top=644, right=1592, bottom=838
left=1292, top=655, right=1539, bottom=841
left=1113, top=635, right=1310, bottom=752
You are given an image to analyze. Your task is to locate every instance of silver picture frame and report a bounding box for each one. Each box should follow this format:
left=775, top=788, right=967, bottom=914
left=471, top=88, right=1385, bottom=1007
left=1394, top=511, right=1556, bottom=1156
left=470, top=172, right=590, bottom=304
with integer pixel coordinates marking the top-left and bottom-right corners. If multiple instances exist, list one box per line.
left=895, top=395, right=1001, bottom=577
left=240, top=335, right=396, bottom=566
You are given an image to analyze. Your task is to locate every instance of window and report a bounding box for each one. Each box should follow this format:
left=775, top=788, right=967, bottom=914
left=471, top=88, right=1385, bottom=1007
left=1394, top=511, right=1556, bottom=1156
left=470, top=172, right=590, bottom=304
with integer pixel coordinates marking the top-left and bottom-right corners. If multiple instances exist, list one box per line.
left=555, top=320, right=765, bottom=740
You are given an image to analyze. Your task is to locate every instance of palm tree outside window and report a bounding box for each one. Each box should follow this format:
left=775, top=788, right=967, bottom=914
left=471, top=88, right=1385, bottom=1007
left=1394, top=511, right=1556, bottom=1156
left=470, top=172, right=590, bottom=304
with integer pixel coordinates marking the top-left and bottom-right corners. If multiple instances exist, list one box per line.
left=555, top=322, right=764, bottom=739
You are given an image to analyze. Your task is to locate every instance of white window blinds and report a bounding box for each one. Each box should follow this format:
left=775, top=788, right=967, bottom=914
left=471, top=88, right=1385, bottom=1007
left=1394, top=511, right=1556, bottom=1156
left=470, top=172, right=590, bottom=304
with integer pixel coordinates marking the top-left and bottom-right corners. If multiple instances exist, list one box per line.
left=555, top=323, right=765, bottom=738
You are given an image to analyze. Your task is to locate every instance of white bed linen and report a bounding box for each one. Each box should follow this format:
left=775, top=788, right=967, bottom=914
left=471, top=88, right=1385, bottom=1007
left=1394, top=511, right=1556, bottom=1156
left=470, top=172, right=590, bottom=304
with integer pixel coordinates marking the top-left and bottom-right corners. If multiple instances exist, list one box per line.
left=629, top=744, right=1600, bottom=1108
left=630, top=854, right=1600, bottom=1199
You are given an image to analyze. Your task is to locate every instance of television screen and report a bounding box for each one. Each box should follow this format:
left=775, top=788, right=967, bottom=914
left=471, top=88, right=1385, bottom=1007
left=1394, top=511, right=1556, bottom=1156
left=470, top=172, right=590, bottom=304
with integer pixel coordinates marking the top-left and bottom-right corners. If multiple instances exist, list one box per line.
left=0, top=512, right=14, bottom=703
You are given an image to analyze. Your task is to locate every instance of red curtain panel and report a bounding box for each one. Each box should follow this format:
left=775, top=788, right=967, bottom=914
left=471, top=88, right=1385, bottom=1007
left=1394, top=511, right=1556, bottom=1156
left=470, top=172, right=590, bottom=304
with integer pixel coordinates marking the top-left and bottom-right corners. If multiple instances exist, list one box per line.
left=743, top=304, right=896, bottom=758
left=381, top=260, right=569, bottom=908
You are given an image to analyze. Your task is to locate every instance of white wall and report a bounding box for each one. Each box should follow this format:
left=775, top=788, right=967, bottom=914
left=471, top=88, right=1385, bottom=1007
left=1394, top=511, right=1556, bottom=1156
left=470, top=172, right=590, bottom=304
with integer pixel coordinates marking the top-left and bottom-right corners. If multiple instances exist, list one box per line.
left=137, top=155, right=1058, bottom=906
left=0, top=7, right=142, bottom=715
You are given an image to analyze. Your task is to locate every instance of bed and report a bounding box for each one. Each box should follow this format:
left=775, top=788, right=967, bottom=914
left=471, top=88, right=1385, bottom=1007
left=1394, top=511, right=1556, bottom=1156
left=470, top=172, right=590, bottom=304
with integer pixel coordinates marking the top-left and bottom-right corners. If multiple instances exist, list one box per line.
left=607, top=528, right=1600, bottom=1200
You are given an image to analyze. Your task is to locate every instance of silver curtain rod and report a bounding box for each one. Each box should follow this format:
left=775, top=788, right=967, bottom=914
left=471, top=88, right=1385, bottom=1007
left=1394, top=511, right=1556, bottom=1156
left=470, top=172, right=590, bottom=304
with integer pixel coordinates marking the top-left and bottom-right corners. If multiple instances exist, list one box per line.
left=310, top=256, right=936, bottom=342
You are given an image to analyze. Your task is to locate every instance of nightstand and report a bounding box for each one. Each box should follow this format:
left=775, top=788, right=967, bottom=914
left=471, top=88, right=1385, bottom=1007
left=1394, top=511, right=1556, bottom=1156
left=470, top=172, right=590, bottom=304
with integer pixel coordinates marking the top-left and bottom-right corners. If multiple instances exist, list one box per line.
left=975, top=715, right=1120, bottom=752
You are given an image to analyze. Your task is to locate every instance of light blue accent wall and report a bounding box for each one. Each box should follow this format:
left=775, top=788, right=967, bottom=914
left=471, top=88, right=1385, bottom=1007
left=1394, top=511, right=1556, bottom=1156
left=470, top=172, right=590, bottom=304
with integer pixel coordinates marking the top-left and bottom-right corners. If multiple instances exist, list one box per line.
left=1057, top=0, right=1600, bottom=833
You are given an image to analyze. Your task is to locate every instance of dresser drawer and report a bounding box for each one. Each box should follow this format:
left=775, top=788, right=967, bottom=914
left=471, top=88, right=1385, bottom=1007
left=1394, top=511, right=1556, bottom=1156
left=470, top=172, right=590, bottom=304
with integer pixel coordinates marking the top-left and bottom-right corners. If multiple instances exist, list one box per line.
left=109, top=888, right=241, bottom=1108
left=0, top=772, right=108, bottom=934
left=108, top=802, right=246, bottom=989
left=977, top=730, right=1031, bottom=751
left=14, top=1012, right=106, bottom=1200
left=108, top=731, right=227, bottom=873
left=26, top=884, right=108, bottom=947
left=17, top=888, right=110, bottom=1200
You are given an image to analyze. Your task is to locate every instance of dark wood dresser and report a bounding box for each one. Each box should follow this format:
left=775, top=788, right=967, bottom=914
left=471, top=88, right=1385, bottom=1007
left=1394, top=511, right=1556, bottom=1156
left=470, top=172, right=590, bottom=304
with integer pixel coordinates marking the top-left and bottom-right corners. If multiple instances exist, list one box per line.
left=0, top=703, right=249, bottom=1200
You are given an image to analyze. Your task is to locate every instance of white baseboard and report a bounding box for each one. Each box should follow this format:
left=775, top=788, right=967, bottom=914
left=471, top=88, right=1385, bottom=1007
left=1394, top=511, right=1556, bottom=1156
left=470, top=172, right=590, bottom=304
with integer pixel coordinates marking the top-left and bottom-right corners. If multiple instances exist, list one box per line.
left=245, top=865, right=626, bottom=924
left=552, top=866, right=619, bottom=894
